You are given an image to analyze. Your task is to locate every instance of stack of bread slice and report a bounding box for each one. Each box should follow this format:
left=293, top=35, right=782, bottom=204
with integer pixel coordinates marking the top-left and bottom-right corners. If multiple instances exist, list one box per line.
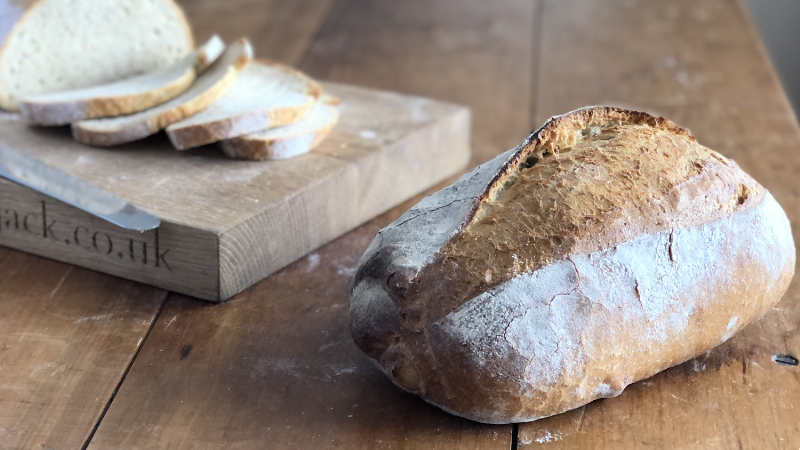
left=70, top=37, right=252, bottom=146
left=0, top=0, right=340, bottom=161
left=219, top=95, right=340, bottom=161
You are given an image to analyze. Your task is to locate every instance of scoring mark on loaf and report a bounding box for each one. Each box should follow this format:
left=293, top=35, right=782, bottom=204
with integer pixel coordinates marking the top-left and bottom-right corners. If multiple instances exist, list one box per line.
left=402, top=106, right=765, bottom=329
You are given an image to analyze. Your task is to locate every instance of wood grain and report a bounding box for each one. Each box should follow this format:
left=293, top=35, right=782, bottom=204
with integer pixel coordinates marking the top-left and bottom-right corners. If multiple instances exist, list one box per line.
left=0, top=176, right=219, bottom=299
left=0, top=83, right=469, bottom=300
left=87, top=0, right=540, bottom=447
left=0, top=248, right=166, bottom=450
left=86, top=225, right=510, bottom=449
left=519, top=0, right=800, bottom=448
left=176, top=0, right=336, bottom=66
left=301, top=0, right=537, bottom=166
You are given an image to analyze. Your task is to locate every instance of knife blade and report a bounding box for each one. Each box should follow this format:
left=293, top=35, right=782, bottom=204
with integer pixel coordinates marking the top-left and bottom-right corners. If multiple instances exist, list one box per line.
left=0, top=143, right=160, bottom=231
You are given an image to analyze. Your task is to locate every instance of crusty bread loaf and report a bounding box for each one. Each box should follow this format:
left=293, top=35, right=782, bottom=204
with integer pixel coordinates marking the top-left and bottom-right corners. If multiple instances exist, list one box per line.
left=165, top=59, right=322, bottom=150
left=71, top=39, right=252, bottom=147
left=18, top=36, right=224, bottom=126
left=0, top=0, right=194, bottom=111
left=218, top=94, right=339, bottom=161
left=349, top=106, right=796, bottom=424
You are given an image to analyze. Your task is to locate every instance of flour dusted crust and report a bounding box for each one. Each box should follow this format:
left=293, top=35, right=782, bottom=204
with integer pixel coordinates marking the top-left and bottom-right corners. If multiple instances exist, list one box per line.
left=349, top=106, right=796, bottom=424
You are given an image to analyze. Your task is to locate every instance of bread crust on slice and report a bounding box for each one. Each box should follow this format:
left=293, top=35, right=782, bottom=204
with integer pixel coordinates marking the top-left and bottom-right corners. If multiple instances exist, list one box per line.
left=218, top=95, right=339, bottom=160
left=19, top=36, right=224, bottom=126
left=0, top=0, right=195, bottom=111
left=72, top=39, right=252, bottom=147
left=166, top=59, right=322, bottom=150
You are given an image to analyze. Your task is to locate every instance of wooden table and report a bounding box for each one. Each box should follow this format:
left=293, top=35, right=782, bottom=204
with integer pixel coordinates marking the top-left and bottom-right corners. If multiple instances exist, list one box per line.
left=1, top=0, right=799, bottom=448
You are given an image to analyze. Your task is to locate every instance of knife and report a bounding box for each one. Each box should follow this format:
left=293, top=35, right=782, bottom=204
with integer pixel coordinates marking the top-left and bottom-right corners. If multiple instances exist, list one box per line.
left=0, top=143, right=160, bottom=231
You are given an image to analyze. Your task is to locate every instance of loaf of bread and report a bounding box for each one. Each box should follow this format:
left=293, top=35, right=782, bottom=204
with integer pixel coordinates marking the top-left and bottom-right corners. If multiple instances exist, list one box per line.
left=0, top=0, right=193, bottom=111
left=349, top=106, right=795, bottom=424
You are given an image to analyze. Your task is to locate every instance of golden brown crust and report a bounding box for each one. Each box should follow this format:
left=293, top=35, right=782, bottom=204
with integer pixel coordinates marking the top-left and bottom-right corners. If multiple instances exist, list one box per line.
left=80, top=70, right=195, bottom=118
left=400, top=107, right=764, bottom=328
left=72, top=39, right=250, bottom=147
left=71, top=66, right=238, bottom=147
left=167, top=100, right=314, bottom=150
left=150, top=68, right=236, bottom=130
left=468, top=107, right=695, bottom=224
left=220, top=120, right=335, bottom=161
left=219, top=93, right=339, bottom=160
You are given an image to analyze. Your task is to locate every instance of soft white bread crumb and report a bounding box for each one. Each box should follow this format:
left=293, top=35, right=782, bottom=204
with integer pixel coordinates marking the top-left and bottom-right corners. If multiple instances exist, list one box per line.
left=219, top=95, right=340, bottom=161
left=0, top=0, right=194, bottom=111
left=72, top=39, right=253, bottom=147
left=20, top=36, right=224, bottom=126
left=166, top=60, right=322, bottom=150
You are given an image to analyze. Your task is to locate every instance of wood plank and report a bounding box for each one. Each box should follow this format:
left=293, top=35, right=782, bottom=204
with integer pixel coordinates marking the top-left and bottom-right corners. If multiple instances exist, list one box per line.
left=0, top=83, right=469, bottom=301
left=519, top=0, right=800, bottom=448
left=302, top=0, right=536, bottom=166
left=88, top=0, right=539, bottom=447
left=176, top=0, right=336, bottom=66
left=86, top=227, right=509, bottom=449
left=0, top=248, right=166, bottom=450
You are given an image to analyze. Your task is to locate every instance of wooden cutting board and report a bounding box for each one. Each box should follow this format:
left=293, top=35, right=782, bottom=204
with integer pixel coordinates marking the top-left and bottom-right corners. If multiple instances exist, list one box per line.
left=0, top=83, right=470, bottom=301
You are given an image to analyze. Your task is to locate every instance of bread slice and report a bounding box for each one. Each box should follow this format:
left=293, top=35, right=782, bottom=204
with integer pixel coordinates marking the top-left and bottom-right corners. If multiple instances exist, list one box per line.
left=0, top=0, right=194, bottom=111
left=166, top=60, right=322, bottom=150
left=219, top=95, right=339, bottom=160
left=72, top=39, right=253, bottom=147
left=19, top=36, right=225, bottom=126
